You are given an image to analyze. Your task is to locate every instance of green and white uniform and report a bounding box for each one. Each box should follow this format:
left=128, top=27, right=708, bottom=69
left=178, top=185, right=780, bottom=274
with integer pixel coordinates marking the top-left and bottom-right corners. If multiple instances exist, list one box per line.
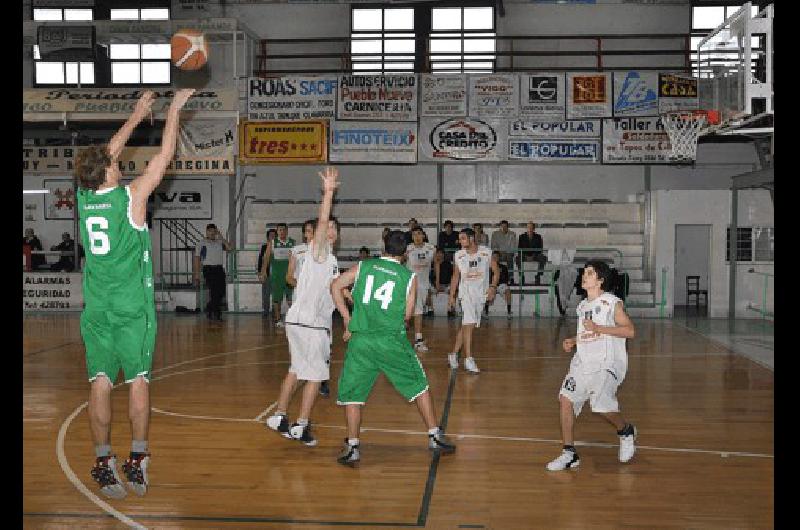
left=270, top=236, right=295, bottom=304
left=337, top=257, right=429, bottom=405
left=77, top=185, right=156, bottom=383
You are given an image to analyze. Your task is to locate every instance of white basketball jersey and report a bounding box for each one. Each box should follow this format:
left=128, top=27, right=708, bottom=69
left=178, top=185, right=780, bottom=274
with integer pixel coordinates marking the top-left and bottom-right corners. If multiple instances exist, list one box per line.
left=285, top=242, right=339, bottom=329
left=406, top=243, right=435, bottom=286
left=455, top=246, right=492, bottom=301
left=291, top=243, right=309, bottom=280
left=575, top=292, right=628, bottom=374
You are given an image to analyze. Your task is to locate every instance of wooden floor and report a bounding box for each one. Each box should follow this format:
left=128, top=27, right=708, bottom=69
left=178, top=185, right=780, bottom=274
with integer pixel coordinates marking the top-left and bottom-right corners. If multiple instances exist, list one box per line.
left=23, top=313, right=774, bottom=529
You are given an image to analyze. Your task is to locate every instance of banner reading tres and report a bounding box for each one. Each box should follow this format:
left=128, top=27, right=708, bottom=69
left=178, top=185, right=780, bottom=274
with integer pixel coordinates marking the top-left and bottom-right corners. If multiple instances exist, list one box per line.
left=239, top=121, right=327, bottom=164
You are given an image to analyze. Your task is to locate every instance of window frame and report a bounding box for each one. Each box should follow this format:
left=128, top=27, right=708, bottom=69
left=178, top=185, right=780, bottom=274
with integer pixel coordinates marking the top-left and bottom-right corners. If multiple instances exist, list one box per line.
left=430, top=5, right=496, bottom=74
left=726, top=225, right=774, bottom=263
left=350, top=6, right=417, bottom=75
left=109, top=43, right=172, bottom=86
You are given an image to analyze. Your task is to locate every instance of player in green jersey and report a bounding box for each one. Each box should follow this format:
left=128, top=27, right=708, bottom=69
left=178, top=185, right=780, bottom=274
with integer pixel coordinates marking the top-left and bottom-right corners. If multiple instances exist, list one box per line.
left=330, top=231, right=456, bottom=466
left=260, top=222, right=295, bottom=327
left=73, top=88, right=195, bottom=499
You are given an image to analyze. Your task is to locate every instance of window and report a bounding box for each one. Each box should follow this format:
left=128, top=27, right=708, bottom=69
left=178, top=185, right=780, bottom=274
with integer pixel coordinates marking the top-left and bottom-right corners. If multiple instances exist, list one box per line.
left=691, top=3, right=763, bottom=77
left=108, top=8, right=171, bottom=84
left=351, top=8, right=415, bottom=74
left=726, top=226, right=774, bottom=262
left=430, top=6, right=495, bottom=73
left=32, top=9, right=95, bottom=85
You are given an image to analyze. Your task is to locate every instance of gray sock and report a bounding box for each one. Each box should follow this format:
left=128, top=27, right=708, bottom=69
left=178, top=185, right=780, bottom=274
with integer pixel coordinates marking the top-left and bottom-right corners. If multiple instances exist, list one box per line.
left=95, top=444, right=112, bottom=458
left=131, top=440, right=148, bottom=454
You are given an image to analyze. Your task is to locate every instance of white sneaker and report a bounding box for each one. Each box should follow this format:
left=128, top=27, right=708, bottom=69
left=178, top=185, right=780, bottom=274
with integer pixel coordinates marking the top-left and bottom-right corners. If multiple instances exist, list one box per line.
left=619, top=424, right=637, bottom=463
left=464, top=357, right=480, bottom=374
left=546, top=449, right=580, bottom=471
left=414, top=340, right=429, bottom=353
left=275, top=320, right=285, bottom=328
left=448, top=353, right=458, bottom=369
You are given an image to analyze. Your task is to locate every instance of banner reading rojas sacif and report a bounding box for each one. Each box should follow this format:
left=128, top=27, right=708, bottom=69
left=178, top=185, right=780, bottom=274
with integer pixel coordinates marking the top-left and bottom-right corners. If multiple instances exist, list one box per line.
left=247, top=76, right=337, bottom=121
left=23, top=88, right=238, bottom=114
left=337, top=75, right=417, bottom=121
left=239, top=121, right=327, bottom=164
left=329, top=121, right=417, bottom=163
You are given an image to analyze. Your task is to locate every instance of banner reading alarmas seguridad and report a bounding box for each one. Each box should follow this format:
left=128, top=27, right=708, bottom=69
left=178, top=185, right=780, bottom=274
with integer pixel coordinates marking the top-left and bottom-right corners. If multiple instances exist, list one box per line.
left=239, top=121, right=327, bottom=164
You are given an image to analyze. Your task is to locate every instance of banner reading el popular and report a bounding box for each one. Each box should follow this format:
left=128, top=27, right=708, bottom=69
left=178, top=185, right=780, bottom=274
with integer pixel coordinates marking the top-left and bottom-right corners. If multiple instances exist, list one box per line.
left=239, top=121, right=327, bottom=164
left=468, top=74, right=518, bottom=119
left=658, top=73, right=699, bottom=113
left=567, top=73, right=612, bottom=119
left=602, top=117, right=680, bottom=164
left=508, top=139, right=600, bottom=163
left=337, top=75, right=417, bottom=121
left=420, top=74, right=467, bottom=117
left=329, top=121, right=417, bottom=163
left=247, top=76, right=337, bottom=121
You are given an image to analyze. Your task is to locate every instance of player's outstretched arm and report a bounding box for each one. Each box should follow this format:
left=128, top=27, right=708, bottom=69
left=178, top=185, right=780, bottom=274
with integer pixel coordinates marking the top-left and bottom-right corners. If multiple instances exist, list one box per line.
left=313, top=166, right=339, bottom=263
left=130, top=89, right=195, bottom=201
left=107, top=91, right=155, bottom=161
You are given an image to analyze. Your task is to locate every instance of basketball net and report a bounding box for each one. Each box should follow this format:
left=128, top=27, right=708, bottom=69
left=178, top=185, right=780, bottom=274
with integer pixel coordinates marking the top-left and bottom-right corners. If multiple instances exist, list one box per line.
left=661, top=111, right=707, bottom=162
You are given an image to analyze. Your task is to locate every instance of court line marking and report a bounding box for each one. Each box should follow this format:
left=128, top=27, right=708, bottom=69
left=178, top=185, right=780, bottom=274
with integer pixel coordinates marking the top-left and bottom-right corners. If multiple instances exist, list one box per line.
left=254, top=402, right=278, bottom=422
left=673, top=321, right=774, bottom=372
left=22, top=512, right=420, bottom=526
left=24, top=341, right=78, bottom=357
left=57, top=344, right=287, bottom=530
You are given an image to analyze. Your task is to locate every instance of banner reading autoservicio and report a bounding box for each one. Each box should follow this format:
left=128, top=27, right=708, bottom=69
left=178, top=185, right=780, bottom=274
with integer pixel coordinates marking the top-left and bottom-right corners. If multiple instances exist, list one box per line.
left=247, top=76, right=337, bottom=121
left=337, top=75, right=417, bottom=121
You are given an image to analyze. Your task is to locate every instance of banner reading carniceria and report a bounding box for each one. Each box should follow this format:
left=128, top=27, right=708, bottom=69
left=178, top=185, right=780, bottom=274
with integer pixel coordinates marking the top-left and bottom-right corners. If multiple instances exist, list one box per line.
left=329, top=121, right=417, bottom=163
left=239, top=121, right=327, bottom=164
left=337, top=75, right=417, bottom=121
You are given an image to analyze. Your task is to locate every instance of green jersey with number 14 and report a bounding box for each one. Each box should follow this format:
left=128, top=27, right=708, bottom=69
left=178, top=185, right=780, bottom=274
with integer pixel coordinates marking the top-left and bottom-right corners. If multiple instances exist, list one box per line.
left=348, top=257, right=414, bottom=334
left=77, top=185, right=154, bottom=312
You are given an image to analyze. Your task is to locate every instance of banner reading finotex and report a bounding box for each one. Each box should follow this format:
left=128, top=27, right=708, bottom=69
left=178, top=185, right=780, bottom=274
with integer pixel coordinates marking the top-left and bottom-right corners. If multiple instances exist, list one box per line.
left=22, top=88, right=238, bottom=114
left=247, top=76, right=337, bottom=121
left=329, top=121, right=417, bottom=163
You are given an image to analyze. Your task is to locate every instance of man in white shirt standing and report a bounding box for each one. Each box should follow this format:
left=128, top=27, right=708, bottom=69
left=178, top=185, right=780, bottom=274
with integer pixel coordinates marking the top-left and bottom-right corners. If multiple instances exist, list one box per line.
left=447, top=228, right=498, bottom=374
left=546, top=259, right=637, bottom=471
left=265, top=167, right=340, bottom=446
left=406, top=226, right=436, bottom=352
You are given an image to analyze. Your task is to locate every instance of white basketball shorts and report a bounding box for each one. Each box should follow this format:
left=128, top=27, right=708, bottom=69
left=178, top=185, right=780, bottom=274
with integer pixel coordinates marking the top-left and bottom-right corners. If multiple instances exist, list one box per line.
left=558, top=355, right=626, bottom=416
left=286, top=323, right=330, bottom=382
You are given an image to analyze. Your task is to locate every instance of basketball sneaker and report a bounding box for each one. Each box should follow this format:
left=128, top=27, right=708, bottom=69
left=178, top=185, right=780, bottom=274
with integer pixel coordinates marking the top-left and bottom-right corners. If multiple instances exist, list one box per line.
left=289, top=422, right=317, bottom=447
left=428, top=430, right=456, bottom=454
left=618, top=424, right=637, bottom=463
left=414, top=340, right=429, bottom=353
left=90, top=456, right=127, bottom=499
left=275, top=319, right=285, bottom=328
left=122, top=452, right=150, bottom=496
left=266, top=413, right=292, bottom=439
left=319, top=380, right=330, bottom=398
left=337, top=439, right=360, bottom=466
left=448, top=353, right=459, bottom=369
left=464, top=356, right=480, bottom=374
left=546, top=449, right=581, bottom=471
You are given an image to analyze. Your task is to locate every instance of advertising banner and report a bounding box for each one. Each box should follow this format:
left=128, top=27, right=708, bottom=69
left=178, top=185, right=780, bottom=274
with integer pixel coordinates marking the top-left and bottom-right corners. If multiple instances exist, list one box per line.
left=420, top=74, right=467, bottom=117
left=44, top=179, right=75, bottom=220
left=508, top=139, right=600, bottom=162
left=419, top=117, right=507, bottom=162
left=23, top=146, right=76, bottom=174
left=602, top=117, right=678, bottom=164
left=567, top=73, right=612, bottom=119
left=658, top=73, right=700, bottom=113
left=140, top=178, right=213, bottom=219
left=23, top=272, right=83, bottom=311
left=329, top=121, right=417, bottom=163
left=519, top=73, right=566, bottom=119
left=239, top=121, right=327, bottom=164
left=613, top=71, right=659, bottom=116
left=337, top=75, right=417, bottom=121
left=468, top=74, right=518, bottom=118
left=178, top=119, right=237, bottom=158
left=22, top=88, right=238, bottom=114
left=509, top=119, right=600, bottom=138
left=247, top=76, right=337, bottom=121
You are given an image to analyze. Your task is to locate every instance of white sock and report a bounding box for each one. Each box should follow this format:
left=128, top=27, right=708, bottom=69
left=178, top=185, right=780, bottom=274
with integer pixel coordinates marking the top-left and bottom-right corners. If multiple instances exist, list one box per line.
left=347, top=437, right=359, bottom=447
left=415, top=333, right=423, bottom=341
left=297, top=418, right=309, bottom=426
left=274, top=410, right=286, bottom=417
left=428, top=427, right=440, bottom=436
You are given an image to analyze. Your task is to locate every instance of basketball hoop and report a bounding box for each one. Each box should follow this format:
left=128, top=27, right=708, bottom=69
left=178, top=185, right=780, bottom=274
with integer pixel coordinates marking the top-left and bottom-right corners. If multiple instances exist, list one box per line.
left=661, top=110, right=717, bottom=162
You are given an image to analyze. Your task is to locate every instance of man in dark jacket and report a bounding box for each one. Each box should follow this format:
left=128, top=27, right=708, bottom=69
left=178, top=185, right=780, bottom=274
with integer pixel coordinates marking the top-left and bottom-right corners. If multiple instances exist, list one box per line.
left=257, top=227, right=277, bottom=317
left=518, top=222, right=547, bottom=285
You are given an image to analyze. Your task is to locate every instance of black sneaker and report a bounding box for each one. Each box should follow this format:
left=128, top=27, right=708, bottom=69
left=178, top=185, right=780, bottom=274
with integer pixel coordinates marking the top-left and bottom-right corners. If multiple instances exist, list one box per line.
left=337, top=439, right=360, bottom=466
left=122, top=452, right=150, bottom=496
left=319, top=381, right=330, bottom=398
left=426, top=309, right=435, bottom=318
left=266, top=413, right=292, bottom=439
left=90, top=456, right=127, bottom=499
left=428, top=431, right=456, bottom=454
left=289, top=422, right=317, bottom=446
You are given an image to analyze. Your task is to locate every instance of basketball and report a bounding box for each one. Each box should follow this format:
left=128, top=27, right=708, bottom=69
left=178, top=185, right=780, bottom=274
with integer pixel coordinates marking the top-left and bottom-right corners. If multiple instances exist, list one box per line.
left=171, top=29, right=208, bottom=71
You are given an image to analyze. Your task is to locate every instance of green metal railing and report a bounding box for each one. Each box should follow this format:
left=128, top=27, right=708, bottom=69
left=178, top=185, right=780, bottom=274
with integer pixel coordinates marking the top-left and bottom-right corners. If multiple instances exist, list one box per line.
left=746, top=269, right=774, bottom=319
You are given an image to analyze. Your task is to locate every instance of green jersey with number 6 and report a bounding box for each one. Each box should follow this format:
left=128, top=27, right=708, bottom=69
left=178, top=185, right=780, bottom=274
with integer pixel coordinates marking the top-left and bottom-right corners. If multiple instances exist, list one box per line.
left=349, top=257, right=414, bottom=334
left=77, top=185, right=155, bottom=313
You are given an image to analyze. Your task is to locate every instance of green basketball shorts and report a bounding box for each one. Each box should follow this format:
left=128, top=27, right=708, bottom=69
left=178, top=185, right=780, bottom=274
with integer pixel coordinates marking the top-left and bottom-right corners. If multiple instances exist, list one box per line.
left=337, top=331, right=430, bottom=405
left=81, top=307, right=156, bottom=384
left=270, top=262, right=293, bottom=304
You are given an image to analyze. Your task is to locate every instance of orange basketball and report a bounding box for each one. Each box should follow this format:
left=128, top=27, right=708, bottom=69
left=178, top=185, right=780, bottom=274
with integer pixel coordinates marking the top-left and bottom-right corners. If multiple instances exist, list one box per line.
left=171, top=29, right=208, bottom=71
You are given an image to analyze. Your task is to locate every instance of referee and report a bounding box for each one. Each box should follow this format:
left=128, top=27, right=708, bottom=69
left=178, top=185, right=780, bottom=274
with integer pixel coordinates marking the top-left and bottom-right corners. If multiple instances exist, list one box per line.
left=193, top=223, right=233, bottom=321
